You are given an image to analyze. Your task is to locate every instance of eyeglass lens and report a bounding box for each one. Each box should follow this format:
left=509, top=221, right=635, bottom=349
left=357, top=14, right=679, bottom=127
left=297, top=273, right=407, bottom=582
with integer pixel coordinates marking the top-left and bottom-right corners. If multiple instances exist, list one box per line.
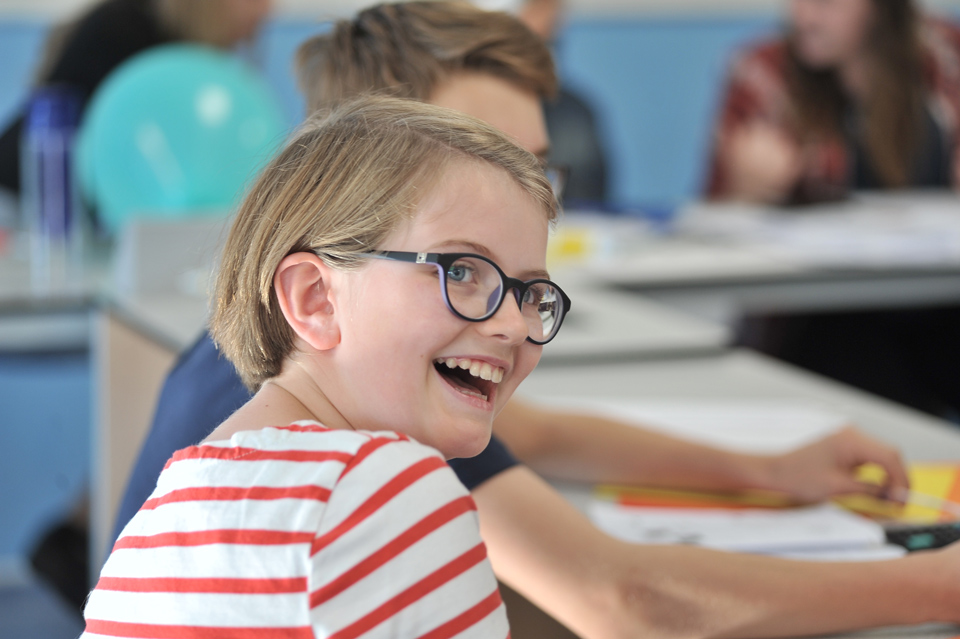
left=442, top=256, right=563, bottom=343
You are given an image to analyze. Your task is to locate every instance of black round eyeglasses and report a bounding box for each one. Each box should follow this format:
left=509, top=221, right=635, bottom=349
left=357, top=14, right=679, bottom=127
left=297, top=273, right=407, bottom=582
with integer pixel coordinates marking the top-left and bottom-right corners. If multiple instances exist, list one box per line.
left=359, top=251, right=571, bottom=345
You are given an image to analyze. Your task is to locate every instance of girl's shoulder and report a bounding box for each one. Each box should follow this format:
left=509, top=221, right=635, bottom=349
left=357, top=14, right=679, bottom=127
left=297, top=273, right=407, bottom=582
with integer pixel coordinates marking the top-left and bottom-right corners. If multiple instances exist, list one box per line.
left=164, top=421, right=444, bottom=477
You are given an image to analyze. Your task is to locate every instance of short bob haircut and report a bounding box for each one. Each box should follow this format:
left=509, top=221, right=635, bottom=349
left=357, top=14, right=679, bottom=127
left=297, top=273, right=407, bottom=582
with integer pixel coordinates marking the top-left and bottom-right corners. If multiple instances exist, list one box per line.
left=211, top=96, right=559, bottom=390
left=295, top=1, right=557, bottom=114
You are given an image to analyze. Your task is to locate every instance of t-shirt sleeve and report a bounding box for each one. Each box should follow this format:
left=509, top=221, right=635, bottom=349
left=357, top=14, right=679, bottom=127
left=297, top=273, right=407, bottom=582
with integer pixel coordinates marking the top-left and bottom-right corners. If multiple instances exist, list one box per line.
left=307, top=437, right=509, bottom=639
left=447, top=434, right=518, bottom=491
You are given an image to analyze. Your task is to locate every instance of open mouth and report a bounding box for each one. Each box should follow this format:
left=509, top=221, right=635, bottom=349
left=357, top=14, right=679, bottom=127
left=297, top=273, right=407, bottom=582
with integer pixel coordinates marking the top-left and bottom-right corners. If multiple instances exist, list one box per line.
left=433, top=357, right=503, bottom=403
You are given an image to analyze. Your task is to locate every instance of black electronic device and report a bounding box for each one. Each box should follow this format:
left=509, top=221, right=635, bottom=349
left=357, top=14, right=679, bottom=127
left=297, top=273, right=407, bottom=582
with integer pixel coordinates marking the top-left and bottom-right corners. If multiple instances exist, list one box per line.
left=884, top=522, right=960, bottom=551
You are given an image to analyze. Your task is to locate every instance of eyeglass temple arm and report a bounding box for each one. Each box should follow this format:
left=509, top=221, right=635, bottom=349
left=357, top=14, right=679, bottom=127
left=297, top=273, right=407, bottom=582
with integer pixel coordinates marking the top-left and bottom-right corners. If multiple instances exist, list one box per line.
left=364, top=251, right=440, bottom=265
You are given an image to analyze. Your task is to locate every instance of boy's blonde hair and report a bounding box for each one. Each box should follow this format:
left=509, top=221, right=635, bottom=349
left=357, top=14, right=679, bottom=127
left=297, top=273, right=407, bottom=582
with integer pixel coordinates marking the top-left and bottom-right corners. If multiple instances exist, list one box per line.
left=211, top=96, right=558, bottom=390
left=295, top=1, right=557, bottom=113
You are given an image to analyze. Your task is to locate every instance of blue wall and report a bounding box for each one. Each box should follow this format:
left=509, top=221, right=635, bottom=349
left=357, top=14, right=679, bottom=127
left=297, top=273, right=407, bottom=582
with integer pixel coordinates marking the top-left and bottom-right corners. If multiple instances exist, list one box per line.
left=0, top=20, right=47, bottom=135
left=555, top=15, right=778, bottom=207
left=0, top=13, right=780, bottom=209
left=0, top=352, right=90, bottom=557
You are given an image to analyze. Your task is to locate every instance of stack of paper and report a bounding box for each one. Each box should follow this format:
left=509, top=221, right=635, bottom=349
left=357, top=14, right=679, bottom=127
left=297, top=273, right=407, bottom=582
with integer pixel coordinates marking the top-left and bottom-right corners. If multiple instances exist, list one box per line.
left=678, top=196, right=960, bottom=269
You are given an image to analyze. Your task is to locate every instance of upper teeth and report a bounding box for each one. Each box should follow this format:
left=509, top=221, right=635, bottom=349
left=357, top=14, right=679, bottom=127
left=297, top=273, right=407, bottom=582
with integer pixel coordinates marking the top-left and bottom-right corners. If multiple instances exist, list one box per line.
left=436, top=357, right=504, bottom=383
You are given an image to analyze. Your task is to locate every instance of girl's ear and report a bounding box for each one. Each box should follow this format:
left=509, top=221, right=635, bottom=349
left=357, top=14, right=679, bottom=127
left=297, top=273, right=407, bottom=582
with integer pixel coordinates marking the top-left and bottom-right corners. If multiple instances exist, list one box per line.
left=274, top=253, right=341, bottom=351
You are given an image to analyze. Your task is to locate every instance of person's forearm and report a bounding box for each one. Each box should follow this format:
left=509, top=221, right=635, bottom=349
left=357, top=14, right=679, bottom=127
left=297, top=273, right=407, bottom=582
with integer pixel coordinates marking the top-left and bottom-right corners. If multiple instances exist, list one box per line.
left=495, top=399, right=775, bottom=493
left=474, top=467, right=957, bottom=639
left=611, top=544, right=950, bottom=639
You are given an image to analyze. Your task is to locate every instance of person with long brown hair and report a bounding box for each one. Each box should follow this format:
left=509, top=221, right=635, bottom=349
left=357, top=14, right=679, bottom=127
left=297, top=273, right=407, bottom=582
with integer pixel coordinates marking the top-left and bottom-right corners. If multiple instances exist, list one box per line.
left=706, top=0, right=960, bottom=204
left=0, top=0, right=273, bottom=196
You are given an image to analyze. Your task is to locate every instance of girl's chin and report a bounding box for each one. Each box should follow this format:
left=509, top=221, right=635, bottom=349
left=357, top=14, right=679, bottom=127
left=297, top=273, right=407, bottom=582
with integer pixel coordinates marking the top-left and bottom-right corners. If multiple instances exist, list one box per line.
left=432, top=424, right=492, bottom=460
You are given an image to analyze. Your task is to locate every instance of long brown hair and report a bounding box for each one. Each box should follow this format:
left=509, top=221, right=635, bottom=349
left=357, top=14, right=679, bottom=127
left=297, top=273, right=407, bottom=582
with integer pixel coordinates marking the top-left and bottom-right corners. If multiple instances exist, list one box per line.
left=787, top=0, right=924, bottom=187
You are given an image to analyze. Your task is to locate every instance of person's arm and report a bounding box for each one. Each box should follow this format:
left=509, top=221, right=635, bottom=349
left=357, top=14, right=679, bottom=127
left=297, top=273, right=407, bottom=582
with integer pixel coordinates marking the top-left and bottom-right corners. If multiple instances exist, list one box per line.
left=474, top=465, right=960, bottom=639
left=493, top=398, right=910, bottom=503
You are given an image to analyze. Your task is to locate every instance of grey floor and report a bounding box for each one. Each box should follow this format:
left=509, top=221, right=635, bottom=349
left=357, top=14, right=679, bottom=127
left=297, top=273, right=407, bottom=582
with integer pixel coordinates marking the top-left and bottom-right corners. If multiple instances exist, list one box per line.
left=0, top=561, right=83, bottom=639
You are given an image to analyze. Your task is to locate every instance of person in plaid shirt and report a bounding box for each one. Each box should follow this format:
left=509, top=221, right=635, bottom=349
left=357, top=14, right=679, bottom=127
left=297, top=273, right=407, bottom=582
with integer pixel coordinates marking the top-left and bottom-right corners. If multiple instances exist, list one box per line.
left=706, top=0, right=960, bottom=205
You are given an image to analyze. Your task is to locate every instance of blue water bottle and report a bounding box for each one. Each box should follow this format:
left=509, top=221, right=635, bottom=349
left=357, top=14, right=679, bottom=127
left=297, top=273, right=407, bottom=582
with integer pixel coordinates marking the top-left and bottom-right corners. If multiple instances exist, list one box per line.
left=21, top=85, right=84, bottom=294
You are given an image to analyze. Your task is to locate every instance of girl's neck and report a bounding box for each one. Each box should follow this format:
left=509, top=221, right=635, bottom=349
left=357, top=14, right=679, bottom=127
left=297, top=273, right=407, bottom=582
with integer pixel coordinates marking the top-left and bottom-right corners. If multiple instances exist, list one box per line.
left=204, top=364, right=353, bottom=443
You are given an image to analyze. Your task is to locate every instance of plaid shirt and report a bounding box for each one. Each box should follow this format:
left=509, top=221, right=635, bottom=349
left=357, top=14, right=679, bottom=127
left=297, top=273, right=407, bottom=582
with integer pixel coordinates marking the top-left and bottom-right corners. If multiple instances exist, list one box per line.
left=705, top=17, right=960, bottom=203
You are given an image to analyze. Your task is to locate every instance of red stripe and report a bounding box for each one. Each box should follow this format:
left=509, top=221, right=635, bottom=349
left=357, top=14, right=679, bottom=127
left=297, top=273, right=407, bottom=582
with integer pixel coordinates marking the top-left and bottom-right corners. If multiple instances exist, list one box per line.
left=337, top=438, right=395, bottom=479
left=311, top=456, right=447, bottom=556
left=95, top=576, right=307, bottom=594
left=417, top=589, right=504, bottom=639
left=327, top=542, right=488, bottom=639
left=163, top=446, right=353, bottom=471
left=85, top=619, right=313, bottom=638
left=113, top=529, right=315, bottom=550
left=142, top=485, right=332, bottom=510
left=310, top=495, right=476, bottom=607
left=273, top=423, right=335, bottom=434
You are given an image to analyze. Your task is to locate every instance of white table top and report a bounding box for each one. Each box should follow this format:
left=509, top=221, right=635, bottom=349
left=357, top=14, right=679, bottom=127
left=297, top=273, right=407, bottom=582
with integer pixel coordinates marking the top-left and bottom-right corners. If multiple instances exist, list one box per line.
left=520, top=348, right=960, bottom=462
left=562, top=195, right=960, bottom=323
left=0, top=241, right=109, bottom=351
left=538, top=272, right=729, bottom=363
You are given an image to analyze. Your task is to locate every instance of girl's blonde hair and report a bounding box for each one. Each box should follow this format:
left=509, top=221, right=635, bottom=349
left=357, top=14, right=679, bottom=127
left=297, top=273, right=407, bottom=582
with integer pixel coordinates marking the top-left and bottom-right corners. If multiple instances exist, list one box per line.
left=211, top=96, right=558, bottom=390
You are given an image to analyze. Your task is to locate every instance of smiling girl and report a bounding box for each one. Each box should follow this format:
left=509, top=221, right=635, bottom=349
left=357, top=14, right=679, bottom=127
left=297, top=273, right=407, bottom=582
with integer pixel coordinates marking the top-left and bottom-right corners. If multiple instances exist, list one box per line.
left=81, top=96, right=566, bottom=638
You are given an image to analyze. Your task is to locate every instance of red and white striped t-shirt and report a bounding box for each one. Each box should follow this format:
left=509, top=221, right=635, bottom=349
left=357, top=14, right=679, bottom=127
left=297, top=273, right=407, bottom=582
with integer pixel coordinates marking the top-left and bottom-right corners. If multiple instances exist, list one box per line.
left=82, top=422, right=509, bottom=639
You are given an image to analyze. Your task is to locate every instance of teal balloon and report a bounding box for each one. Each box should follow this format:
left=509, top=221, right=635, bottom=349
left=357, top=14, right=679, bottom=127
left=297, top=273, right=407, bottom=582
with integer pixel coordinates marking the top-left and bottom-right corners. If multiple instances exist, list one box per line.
left=77, top=44, right=287, bottom=233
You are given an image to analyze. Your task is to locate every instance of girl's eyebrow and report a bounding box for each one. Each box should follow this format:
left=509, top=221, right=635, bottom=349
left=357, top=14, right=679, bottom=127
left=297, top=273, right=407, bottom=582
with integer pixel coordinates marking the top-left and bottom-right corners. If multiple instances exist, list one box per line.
left=433, top=239, right=551, bottom=280
left=433, top=239, right=492, bottom=255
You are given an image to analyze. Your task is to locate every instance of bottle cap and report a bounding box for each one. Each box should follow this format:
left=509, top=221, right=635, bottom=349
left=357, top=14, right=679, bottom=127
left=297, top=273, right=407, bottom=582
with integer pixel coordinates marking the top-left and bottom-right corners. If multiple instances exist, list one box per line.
left=25, top=85, right=82, bottom=132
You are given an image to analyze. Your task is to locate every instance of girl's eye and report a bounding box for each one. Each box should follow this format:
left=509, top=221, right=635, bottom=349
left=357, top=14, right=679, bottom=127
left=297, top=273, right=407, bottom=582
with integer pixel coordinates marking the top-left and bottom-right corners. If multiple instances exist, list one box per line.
left=523, top=284, right=545, bottom=305
left=447, top=262, right=475, bottom=283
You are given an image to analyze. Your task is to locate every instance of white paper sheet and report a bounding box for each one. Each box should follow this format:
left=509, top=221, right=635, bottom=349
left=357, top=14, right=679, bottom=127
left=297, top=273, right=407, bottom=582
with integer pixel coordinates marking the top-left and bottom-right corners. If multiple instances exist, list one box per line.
left=773, top=544, right=906, bottom=562
left=589, top=501, right=886, bottom=554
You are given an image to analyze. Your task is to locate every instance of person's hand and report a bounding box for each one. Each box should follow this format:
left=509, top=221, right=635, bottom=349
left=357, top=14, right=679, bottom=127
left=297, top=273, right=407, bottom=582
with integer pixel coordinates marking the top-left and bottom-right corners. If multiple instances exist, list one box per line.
left=765, top=426, right=910, bottom=503
left=724, top=121, right=802, bottom=204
